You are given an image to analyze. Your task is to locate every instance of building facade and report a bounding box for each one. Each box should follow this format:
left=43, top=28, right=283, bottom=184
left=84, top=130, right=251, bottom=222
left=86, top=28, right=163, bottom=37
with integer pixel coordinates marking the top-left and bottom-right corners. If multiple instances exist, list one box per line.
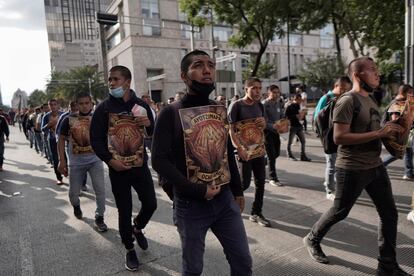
left=44, top=0, right=111, bottom=72
left=104, top=0, right=352, bottom=103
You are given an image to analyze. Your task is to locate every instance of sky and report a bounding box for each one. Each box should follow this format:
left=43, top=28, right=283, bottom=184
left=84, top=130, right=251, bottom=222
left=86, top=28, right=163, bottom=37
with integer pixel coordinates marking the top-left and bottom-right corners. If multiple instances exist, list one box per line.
left=0, top=0, right=51, bottom=106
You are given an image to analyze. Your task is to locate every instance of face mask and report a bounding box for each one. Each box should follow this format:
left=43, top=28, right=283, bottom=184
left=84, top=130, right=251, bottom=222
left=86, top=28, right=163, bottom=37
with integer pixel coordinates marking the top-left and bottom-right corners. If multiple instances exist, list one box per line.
left=189, top=79, right=215, bottom=96
left=109, top=86, right=125, bottom=98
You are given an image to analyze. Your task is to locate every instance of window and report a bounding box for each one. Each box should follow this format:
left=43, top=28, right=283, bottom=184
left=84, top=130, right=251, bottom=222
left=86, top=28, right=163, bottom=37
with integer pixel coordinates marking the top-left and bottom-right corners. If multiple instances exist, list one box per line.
left=289, top=34, right=302, bottom=46
left=241, top=52, right=250, bottom=69
left=44, top=0, right=50, bottom=6
left=141, top=0, right=160, bottom=36
left=147, top=68, right=164, bottom=78
left=107, top=31, right=121, bottom=50
left=180, top=24, right=202, bottom=39
left=213, top=26, right=232, bottom=42
left=320, top=23, right=335, bottom=48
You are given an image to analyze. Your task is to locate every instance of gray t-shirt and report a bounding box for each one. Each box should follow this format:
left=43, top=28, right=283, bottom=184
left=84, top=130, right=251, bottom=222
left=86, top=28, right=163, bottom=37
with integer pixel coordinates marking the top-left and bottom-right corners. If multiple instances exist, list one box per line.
left=228, top=99, right=264, bottom=123
left=333, top=92, right=382, bottom=170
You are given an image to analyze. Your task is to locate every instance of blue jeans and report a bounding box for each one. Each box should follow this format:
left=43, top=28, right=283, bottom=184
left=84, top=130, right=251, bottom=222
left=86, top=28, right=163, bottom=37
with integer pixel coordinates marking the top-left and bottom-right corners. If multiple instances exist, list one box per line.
left=382, top=147, right=413, bottom=177
left=324, top=153, right=337, bottom=193
left=34, top=132, right=43, bottom=153
left=310, top=165, right=398, bottom=265
left=174, top=188, right=252, bottom=276
left=69, top=161, right=106, bottom=216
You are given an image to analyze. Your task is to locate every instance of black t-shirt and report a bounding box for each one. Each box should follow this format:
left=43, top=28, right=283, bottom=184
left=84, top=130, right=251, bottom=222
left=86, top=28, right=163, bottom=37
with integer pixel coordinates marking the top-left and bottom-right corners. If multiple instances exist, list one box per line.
left=285, top=102, right=301, bottom=127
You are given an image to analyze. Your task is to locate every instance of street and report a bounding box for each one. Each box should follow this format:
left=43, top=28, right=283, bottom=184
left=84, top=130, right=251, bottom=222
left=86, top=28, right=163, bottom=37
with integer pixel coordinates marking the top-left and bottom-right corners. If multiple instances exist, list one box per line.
left=0, top=125, right=413, bottom=276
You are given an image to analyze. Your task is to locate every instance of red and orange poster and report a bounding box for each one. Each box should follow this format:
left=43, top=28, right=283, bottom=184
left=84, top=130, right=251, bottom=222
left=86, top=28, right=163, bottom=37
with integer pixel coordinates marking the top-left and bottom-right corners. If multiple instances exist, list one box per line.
left=179, top=105, right=230, bottom=186
left=108, top=113, right=145, bottom=167
left=69, top=116, right=94, bottom=154
left=234, top=117, right=266, bottom=161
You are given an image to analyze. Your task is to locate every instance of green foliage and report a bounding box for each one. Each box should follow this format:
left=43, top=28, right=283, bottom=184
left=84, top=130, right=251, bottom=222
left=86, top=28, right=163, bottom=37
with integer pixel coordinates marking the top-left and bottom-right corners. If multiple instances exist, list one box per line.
left=297, top=54, right=345, bottom=92
left=46, top=66, right=106, bottom=104
left=28, top=89, right=47, bottom=107
left=242, top=62, right=277, bottom=80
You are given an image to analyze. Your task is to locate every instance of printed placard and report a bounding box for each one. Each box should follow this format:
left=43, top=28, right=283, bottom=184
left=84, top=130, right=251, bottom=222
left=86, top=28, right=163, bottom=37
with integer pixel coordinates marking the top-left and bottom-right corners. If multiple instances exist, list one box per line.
left=69, top=116, right=93, bottom=154
left=108, top=113, right=145, bottom=167
left=179, top=105, right=230, bottom=186
left=234, top=117, right=266, bottom=160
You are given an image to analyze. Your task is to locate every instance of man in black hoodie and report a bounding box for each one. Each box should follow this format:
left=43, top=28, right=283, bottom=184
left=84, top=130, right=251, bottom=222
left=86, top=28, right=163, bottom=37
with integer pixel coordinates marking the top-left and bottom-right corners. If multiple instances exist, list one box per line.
left=90, top=66, right=156, bottom=272
left=152, top=50, right=252, bottom=276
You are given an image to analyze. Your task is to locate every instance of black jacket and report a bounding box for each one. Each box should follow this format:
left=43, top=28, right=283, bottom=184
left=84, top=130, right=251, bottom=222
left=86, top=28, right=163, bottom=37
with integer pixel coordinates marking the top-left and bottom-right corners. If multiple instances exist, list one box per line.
left=90, top=90, right=154, bottom=164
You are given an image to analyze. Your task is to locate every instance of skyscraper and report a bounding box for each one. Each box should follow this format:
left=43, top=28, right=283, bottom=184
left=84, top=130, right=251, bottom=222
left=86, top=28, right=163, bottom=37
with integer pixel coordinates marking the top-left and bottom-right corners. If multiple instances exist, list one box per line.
left=44, top=0, right=111, bottom=72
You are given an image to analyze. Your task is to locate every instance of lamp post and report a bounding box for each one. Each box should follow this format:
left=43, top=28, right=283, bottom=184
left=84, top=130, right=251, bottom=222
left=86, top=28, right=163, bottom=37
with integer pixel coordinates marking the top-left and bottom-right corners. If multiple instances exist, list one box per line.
left=405, top=0, right=414, bottom=85
left=96, top=12, right=118, bottom=82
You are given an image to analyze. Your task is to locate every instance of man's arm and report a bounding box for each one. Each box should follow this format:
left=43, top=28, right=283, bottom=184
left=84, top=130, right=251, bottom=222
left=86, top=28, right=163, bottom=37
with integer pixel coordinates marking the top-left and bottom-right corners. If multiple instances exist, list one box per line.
left=57, top=135, right=68, bottom=177
left=90, top=102, right=113, bottom=164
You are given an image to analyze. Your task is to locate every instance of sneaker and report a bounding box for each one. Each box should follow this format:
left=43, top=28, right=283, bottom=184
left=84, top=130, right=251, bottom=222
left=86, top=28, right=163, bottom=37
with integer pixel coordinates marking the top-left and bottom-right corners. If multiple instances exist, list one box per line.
left=303, top=234, right=329, bottom=264
left=288, top=155, right=298, bottom=161
left=300, top=155, right=312, bottom=162
left=133, top=226, right=148, bottom=250
left=249, top=214, right=271, bottom=227
left=95, top=216, right=108, bottom=232
left=269, top=179, right=283, bottom=187
left=407, top=211, right=414, bottom=224
left=402, top=175, right=414, bottom=180
left=125, top=249, right=139, bottom=271
left=81, top=185, right=88, bottom=192
left=326, top=193, right=335, bottom=201
left=73, top=206, right=82, bottom=219
left=56, top=180, right=64, bottom=185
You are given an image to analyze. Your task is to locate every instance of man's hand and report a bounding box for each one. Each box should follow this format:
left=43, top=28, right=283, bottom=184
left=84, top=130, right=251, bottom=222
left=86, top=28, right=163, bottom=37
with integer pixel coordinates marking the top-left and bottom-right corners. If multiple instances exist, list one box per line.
left=5, top=137, right=9, bottom=142
left=234, top=196, right=245, bottom=212
left=58, top=161, right=68, bottom=177
left=108, top=159, right=132, bottom=171
left=237, top=146, right=249, bottom=161
left=205, top=184, right=221, bottom=200
left=378, top=122, right=404, bottom=139
left=255, top=117, right=266, bottom=129
left=136, top=116, right=150, bottom=127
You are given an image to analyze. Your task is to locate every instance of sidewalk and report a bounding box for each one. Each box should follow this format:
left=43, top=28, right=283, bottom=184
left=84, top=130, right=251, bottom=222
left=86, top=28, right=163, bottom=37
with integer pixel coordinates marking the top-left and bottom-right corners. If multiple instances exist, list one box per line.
left=0, top=126, right=413, bottom=275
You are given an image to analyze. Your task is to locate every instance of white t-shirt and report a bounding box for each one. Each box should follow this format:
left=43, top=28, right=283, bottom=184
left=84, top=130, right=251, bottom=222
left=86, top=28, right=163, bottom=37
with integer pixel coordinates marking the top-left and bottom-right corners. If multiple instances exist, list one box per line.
left=300, top=92, right=307, bottom=109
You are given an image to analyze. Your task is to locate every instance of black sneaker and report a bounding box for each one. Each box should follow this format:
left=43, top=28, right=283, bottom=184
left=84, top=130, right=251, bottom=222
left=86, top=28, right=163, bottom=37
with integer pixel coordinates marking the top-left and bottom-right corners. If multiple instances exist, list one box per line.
left=125, top=249, right=139, bottom=271
left=303, top=234, right=329, bottom=264
left=73, top=206, right=82, bottom=219
left=95, top=216, right=108, bottom=232
left=300, top=155, right=312, bottom=162
left=288, top=155, right=298, bottom=161
left=133, top=226, right=148, bottom=250
left=249, top=214, right=271, bottom=227
left=377, top=263, right=411, bottom=276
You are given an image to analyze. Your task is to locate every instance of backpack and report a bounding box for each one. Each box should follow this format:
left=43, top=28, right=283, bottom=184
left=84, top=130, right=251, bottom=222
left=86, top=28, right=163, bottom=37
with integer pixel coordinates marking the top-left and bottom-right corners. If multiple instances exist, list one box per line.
left=314, top=92, right=362, bottom=154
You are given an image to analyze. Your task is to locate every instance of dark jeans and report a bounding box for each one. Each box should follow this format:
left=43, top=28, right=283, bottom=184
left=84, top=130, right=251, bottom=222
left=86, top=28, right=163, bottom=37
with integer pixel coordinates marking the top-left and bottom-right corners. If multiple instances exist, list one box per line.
left=264, top=130, right=280, bottom=181
left=0, top=136, right=4, bottom=167
left=239, top=156, right=266, bottom=215
left=109, top=165, right=157, bottom=250
left=309, top=165, right=398, bottom=265
left=287, top=126, right=306, bottom=156
left=173, top=188, right=252, bottom=276
left=49, top=139, right=62, bottom=181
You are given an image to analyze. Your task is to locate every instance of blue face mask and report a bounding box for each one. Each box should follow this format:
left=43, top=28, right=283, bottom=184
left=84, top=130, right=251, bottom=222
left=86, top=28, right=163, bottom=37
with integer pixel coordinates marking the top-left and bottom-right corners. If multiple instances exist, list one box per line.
left=109, top=86, right=125, bottom=98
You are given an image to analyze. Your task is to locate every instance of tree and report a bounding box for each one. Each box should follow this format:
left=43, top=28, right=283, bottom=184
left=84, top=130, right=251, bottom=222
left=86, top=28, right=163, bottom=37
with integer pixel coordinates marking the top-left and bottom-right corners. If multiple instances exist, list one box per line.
left=297, top=54, right=345, bottom=92
left=46, top=66, right=106, bottom=104
left=28, top=89, right=47, bottom=107
left=242, top=62, right=277, bottom=80
left=179, top=0, right=321, bottom=77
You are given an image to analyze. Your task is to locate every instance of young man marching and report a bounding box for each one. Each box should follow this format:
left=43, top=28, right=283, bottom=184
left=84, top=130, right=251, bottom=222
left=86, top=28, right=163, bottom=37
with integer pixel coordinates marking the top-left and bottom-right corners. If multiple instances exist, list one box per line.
left=57, top=93, right=107, bottom=231
left=90, top=66, right=156, bottom=271
left=152, top=50, right=252, bottom=276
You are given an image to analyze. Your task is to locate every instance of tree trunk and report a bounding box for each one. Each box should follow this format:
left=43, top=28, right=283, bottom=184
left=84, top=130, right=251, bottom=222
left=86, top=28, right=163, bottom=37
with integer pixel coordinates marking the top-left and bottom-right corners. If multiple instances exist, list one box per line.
left=332, top=17, right=342, bottom=68
left=250, top=43, right=267, bottom=77
left=345, top=31, right=359, bottom=58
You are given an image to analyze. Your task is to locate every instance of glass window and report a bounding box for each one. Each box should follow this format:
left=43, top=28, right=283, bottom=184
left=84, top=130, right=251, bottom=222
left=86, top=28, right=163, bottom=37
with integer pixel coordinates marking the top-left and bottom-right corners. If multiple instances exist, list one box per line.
left=142, top=18, right=161, bottom=36
left=141, top=0, right=159, bottom=19
left=320, top=23, right=334, bottom=48
left=213, top=26, right=233, bottom=42
left=180, top=24, right=202, bottom=39
left=44, top=0, right=50, bottom=6
left=107, top=31, right=121, bottom=50
left=147, top=68, right=164, bottom=78
left=289, top=34, right=302, bottom=46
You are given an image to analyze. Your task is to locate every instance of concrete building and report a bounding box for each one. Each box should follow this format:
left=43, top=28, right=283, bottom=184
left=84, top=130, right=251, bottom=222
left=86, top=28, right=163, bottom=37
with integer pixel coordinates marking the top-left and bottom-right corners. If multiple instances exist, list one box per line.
left=11, top=89, right=28, bottom=110
left=44, top=0, right=111, bottom=72
left=104, top=0, right=351, bottom=103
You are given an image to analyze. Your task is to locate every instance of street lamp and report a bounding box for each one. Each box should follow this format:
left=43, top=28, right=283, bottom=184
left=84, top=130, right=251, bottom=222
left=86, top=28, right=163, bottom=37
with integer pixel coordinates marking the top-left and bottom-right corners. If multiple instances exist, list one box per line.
left=96, top=12, right=118, bottom=82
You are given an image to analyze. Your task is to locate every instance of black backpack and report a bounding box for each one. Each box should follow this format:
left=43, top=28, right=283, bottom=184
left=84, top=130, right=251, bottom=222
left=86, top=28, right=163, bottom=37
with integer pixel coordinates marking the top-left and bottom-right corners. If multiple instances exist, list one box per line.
left=315, top=92, right=362, bottom=154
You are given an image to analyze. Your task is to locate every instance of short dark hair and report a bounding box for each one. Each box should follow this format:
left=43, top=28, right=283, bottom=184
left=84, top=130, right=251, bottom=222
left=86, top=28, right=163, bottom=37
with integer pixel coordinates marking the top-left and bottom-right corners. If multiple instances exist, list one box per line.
left=48, top=98, right=58, bottom=104
left=348, top=57, right=374, bottom=78
left=268, top=84, right=279, bottom=91
left=294, top=93, right=302, bottom=99
left=75, top=93, right=92, bottom=102
left=244, top=77, right=261, bottom=88
left=109, top=65, right=132, bottom=80
left=399, top=84, right=413, bottom=97
left=335, top=76, right=352, bottom=86
left=69, top=101, right=78, bottom=109
left=181, top=50, right=210, bottom=73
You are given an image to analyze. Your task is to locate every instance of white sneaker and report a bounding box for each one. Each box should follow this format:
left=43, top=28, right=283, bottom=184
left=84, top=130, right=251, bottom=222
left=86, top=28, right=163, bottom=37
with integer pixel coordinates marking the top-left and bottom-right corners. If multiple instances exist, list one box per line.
left=402, top=175, right=414, bottom=180
left=326, top=193, right=335, bottom=201
left=407, top=211, right=414, bottom=224
left=269, top=180, right=283, bottom=187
